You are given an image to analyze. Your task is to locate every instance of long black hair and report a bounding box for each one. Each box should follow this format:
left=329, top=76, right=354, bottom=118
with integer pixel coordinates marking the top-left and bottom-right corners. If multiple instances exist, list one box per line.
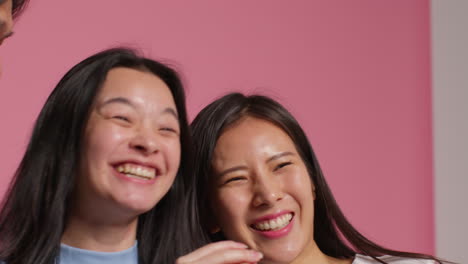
left=0, top=48, right=194, bottom=264
left=12, top=0, right=29, bottom=19
left=189, top=92, right=443, bottom=264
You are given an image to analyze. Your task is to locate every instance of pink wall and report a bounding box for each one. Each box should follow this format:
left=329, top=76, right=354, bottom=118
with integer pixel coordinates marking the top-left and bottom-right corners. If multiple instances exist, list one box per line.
left=0, top=0, right=433, bottom=254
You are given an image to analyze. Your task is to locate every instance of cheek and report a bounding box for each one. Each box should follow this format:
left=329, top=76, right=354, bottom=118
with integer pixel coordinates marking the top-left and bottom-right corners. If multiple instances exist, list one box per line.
left=285, top=168, right=315, bottom=203
left=162, top=139, right=181, bottom=170
left=85, top=124, right=127, bottom=158
left=80, top=131, right=122, bottom=184
left=213, top=189, right=250, bottom=225
left=79, top=130, right=127, bottom=185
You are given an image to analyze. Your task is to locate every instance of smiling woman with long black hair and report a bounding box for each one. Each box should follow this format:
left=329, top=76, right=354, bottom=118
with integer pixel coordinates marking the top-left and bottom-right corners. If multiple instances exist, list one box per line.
left=179, top=92, right=447, bottom=264
left=0, top=48, right=194, bottom=264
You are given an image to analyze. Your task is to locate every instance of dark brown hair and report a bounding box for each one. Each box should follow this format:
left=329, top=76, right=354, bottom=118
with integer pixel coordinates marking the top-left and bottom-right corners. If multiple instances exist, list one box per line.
left=189, top=92, right=443, bottom=264
left=0, top=48, right=194, bottom=264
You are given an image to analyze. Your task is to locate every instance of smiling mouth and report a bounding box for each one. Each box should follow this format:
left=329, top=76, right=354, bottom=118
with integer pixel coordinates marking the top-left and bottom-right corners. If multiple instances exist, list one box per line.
left=252, top=213, right=293, bottom=231
left=116, top=163, right=157, bottom=180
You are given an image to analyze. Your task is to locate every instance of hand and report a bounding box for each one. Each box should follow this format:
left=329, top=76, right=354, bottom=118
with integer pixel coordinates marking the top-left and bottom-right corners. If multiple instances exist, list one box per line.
left=176, top=240, right=263, bottom=264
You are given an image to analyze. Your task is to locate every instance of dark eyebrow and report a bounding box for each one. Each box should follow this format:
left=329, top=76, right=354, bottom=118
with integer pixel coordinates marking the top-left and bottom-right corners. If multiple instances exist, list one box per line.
left=216, top=152, right=294, bottom=178
left=163, top=107, right=179, bottom=119
left=266, top=151, right=294, bottom=163
left=99, top=97, right=179, bottom=119
left=217, top=165, right=248, bottom=178
left=99, top=97, right=135, bottom=109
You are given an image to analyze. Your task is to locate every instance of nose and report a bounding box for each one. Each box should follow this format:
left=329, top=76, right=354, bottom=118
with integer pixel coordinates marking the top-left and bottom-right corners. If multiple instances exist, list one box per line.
left=129, top=125, right=159, bottom=155
left=251, top=174, right=284, bottom=208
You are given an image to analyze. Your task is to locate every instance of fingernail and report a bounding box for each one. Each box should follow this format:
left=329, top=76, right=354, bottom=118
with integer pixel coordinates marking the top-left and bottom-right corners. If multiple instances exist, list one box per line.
left=252, top=251, right=263, bottom=259
left=235, top=242, right=249, bottom=248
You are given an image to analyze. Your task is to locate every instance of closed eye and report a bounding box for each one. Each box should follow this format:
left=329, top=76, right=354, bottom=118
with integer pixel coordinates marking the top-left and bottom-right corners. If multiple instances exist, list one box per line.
left=160, top=127, right=179, bottom=134
left=274, top=162, right=292, bottom=171
left=113, top=115, right=130, bottom=122
left=224, top=176, right=247, bottom=184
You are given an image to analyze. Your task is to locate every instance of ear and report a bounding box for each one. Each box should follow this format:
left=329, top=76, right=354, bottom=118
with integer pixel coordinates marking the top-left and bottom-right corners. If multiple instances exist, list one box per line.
left=206, top=211, right=221, bottom=234
left=210, top=226, right=221, bottom=234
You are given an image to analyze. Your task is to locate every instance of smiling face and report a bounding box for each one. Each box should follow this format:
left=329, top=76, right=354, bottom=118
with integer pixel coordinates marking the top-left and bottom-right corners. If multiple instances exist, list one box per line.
left=210, top=117, right=319, bottom=264
left=75, top=67, right=181, bottom=222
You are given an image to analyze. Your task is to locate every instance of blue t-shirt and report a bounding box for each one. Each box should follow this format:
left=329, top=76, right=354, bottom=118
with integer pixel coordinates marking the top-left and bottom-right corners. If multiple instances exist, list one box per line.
left=1, top=242, right=139, bottom=264
left=59, top=242, right=138, bottom=264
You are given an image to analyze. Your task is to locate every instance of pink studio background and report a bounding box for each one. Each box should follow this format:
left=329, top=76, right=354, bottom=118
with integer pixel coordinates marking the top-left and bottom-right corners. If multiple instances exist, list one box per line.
left=0, top=0, right=433, bottom=254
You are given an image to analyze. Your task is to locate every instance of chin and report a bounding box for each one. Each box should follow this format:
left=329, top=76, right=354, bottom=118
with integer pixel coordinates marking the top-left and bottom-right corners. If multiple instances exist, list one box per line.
left=262, top=254, right=297, bottom=264
left=116, top=197, right=160, bottom=216
left=261, top=244, right=303, bottom=264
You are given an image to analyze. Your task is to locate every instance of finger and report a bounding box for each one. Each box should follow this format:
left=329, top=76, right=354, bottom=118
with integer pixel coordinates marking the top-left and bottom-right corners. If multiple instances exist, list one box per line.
left=200, top=248, right=263, bottom=264
left=178, top=241, right=248, bottom=262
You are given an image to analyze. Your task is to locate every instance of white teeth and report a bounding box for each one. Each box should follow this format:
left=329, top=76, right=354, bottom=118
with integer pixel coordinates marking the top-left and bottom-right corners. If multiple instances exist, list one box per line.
left=253, top=213, right=293, bottom=231
left=270, top=219, right=278, bottom=229
left=115, top=163, right=156, bottom=180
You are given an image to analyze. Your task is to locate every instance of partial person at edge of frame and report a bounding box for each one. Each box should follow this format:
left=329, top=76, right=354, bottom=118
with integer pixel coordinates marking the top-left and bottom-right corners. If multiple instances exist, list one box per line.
left=0, top=0, right=30, bottom=75
left=178, top=92, right=449, bottom=264
left=0, top=47, right=195, bottom=264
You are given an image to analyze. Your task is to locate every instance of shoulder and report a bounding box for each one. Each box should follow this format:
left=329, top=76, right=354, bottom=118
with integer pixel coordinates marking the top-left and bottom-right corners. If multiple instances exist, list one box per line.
left=353, top=254, right=438, bottom=264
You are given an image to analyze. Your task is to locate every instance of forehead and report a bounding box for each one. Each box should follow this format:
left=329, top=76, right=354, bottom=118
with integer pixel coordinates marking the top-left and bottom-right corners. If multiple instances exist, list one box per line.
left=96, top=67, right=175, bottom=105
left=213, top=117, right=297, bottom=162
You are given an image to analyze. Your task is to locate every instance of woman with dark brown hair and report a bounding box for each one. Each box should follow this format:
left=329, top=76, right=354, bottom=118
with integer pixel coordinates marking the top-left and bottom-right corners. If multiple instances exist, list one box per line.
left=0, top=48, right=194, bottom=264
left=178, top=92, right=444, bottom=264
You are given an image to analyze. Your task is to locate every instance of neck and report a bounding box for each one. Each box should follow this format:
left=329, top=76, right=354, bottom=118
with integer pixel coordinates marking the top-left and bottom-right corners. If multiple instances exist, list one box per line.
left=289, top=239, right=353, bottom=264
left=291, top=253, right=353, bottom=264
left=62, top=208, right=138, bottom=252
